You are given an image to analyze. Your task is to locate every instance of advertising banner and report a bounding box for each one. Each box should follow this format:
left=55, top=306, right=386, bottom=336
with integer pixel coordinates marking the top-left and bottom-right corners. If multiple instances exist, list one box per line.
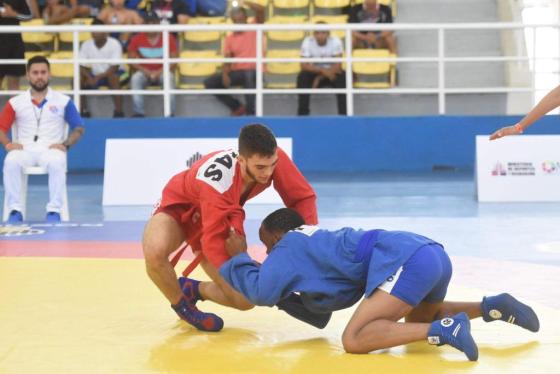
left=103, top=138, right=292, bottom=205
left=476, top=135, right=560, bottom=202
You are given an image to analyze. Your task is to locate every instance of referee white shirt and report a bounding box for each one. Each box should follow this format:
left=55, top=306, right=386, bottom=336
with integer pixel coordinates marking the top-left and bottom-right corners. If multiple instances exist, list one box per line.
left=0, top=87, right=84, bottom=214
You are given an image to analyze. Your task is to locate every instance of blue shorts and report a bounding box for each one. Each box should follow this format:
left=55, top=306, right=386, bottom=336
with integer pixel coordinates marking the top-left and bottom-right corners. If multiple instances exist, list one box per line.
left=377, top=244, right=452, bottom=307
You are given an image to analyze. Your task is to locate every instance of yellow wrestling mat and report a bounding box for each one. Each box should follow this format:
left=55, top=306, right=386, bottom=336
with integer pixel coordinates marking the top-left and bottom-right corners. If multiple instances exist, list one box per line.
left=1, top=257, right=558, bottom=373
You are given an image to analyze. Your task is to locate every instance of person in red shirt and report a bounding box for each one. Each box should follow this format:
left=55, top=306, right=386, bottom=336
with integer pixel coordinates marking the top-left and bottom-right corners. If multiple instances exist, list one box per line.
left=128, top=11, right=178, bottom=117
left=203, top=2, right=265, bottom=116
left=142, top=123, right=319, bottom=331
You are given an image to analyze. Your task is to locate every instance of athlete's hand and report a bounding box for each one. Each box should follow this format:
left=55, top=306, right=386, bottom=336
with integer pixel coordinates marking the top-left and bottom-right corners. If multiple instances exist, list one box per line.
left=49, top=144, right=68, bottom=152
left=225, top=227, right=247, bottom=257
left=5, top=142, right=23, bottom=151
left=490, top=124, right=522, bottom=140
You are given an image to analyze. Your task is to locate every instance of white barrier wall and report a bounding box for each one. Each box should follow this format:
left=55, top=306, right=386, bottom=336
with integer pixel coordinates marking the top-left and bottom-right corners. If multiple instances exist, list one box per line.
left=476, top=135, right=560, bottom=202
left=102, top=138, right=292, bottom=205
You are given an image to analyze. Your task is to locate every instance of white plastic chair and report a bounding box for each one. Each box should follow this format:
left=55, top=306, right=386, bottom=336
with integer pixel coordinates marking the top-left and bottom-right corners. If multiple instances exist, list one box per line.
left=2, top=127, right=70, bottom=222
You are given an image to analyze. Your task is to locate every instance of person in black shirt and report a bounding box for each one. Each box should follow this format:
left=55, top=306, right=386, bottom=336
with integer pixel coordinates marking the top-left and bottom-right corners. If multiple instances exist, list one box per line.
left=0, top=0, right=35, bottom=90
left=348, top=0, right=396, bottom=53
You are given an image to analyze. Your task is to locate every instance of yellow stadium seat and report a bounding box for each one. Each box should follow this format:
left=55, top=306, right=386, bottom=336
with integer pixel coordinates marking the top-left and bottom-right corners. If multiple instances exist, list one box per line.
left=182, top=17, right=225, bottom=53
left=353, top=0, right=396, bottom=17
left=313, top=0, right=350, bottom=15
left=24, top=51, right=50, bottom=59
left=229, top=0, right=268, bottom=7
left=266, top=16, right=307, bottom=49
left=177, top=51, right=220, bottom=89
left=310, top=15, right=348, bottom=40
left=49, top=51, right=75, bottom=90
left=264, top=49, right=301, bottom=88
left=20, top=19, right=56, bottom=53
left=58, top=18, right=93, bottom=51
left=352, top=48, right=395, bottom=88
left=271, top=0, right=310, bottom=18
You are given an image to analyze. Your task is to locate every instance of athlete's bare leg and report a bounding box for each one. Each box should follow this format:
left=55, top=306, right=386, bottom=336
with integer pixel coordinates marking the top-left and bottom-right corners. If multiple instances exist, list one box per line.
left=406, top=301, right=483, bottom=323
left=198, top=258, right=254, bottom=311
left=142, top=212, right=185, bottom=304
left=341, top=289, right=426, bottom=354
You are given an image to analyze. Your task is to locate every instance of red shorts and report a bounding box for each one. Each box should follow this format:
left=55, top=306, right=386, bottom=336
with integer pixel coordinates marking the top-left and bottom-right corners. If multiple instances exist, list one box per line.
left=153, top=203, right=229, bottom=267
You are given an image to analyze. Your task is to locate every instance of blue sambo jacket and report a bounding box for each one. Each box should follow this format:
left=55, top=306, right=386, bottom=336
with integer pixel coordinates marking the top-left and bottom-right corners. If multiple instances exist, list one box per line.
left=220, top=226, right=442, bottom=313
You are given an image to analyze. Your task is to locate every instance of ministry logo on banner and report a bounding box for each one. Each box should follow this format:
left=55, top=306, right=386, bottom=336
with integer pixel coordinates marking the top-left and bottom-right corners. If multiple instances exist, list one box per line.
left=491, top=162, right=507, bottom=176
left=542, top=161, right=560, bottom=175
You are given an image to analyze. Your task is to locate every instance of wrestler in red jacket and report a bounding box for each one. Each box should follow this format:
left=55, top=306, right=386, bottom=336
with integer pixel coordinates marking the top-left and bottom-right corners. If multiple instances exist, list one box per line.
left=143, top=123, right=319, bottom=331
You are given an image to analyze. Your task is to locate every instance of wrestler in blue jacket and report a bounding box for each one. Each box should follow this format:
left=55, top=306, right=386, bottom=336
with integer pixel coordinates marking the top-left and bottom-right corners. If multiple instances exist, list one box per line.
left=220, top=208, right=540, bottom=361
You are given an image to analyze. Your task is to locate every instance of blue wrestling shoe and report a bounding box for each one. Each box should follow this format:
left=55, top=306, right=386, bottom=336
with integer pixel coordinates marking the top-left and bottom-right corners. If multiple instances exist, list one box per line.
left=171, top=297, right=224, bottom=332
left=178, top=277, right=203, bottom=304
left=482, top=293, right=540, bottom=332
left=7, top=210, right=23, bottom=224
left=46, top=212, right=61, bottom=223
left=428, top=312, right=478, bottom=361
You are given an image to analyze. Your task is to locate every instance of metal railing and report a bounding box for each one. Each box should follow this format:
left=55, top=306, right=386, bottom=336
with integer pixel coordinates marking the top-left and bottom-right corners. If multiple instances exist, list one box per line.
left=1, top=22, right=558, bottom=116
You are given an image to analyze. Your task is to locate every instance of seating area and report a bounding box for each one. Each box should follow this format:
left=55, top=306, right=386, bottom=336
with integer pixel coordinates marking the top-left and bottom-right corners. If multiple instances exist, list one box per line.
left=8, top=0, right=398, bottom=96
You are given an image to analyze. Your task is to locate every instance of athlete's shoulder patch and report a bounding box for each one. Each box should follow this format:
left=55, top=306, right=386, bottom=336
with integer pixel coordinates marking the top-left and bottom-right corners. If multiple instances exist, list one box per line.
left=292, top=225, right=320, bottom=237
left=195, top=149, right=239, bottom=193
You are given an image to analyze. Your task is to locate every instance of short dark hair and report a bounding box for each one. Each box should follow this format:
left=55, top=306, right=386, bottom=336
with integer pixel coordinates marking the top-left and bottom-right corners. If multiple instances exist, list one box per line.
left=262, top=208, right=305, bottom=234
left=238, top=123, right=277, bottom=157
left=27, top=55, right=50, bottom=71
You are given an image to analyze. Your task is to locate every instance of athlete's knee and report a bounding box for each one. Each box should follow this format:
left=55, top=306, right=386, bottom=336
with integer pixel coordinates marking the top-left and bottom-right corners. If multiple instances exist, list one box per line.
left=142, top=235, right=171, bottom=267
left=342, top=323, right=373, bottom=354
left=341, top=331, right=362, bottom=354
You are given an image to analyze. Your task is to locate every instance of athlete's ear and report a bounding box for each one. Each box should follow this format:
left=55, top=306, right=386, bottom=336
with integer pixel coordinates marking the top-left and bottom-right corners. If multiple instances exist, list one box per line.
left=272, top=230, right=285, bottom=243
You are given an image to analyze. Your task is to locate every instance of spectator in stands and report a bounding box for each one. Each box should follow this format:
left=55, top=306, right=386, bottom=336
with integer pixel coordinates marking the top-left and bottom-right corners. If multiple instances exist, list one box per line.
left=348, top=0, right=396, bottom=54
left=128, top=11, right=177, bottom=117
left=150, top=0, right=194, bottom=24
left=42, top=0, right=73, bottom=24
left=98, top=0, right=143, bottom=24
left=297, top=24, right=346, bottom=116
left=0, top=56, right=85, bottom=223
left=71, top=0, right=105, bottom=18
left=0, top=0, right=34, bottom=91
left=98, top=0, right=144, bottom=46
left=203, top=2, right=265, bottom=116
left=79, top=18, right=125, bottom=118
